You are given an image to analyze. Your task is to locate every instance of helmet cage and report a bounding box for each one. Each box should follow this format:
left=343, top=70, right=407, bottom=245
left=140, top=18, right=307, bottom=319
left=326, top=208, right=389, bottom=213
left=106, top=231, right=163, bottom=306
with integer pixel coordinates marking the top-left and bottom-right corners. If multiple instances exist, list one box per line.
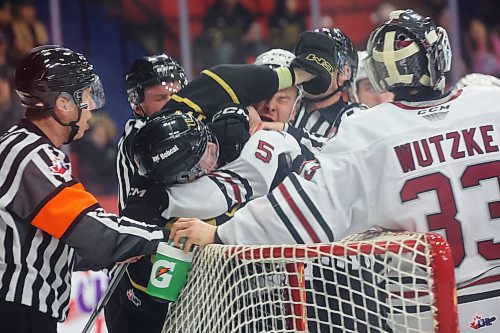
left=364, top=10, right=451, bottom=94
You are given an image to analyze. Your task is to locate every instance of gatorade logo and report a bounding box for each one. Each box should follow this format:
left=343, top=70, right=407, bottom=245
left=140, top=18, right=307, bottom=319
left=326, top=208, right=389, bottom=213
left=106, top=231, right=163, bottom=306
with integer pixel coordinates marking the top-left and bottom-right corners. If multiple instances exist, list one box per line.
left=150, top=260, right=176, bottom=288
left=305, top=53, right=334, bottom=75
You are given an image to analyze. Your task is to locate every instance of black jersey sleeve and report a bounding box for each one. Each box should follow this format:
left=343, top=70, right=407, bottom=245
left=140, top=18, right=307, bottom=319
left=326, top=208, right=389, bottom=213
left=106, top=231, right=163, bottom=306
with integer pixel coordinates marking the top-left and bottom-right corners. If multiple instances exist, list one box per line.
left=160, top=64, right=280, bottom=121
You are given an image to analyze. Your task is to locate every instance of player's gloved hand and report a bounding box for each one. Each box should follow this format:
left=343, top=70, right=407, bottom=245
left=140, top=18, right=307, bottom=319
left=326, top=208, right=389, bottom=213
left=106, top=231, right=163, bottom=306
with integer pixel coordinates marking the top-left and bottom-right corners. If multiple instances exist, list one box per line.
left=208, top=103, right=250, bottom=166
left=122, top=175, right=169, bottom=226
left=292, top=31, right=338, bottom=95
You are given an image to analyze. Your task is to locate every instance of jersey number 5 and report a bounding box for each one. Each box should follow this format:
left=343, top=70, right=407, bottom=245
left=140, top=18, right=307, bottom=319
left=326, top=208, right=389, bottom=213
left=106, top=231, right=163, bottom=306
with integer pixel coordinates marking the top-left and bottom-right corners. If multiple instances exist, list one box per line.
left=400, top=160, right=500, bottom=267
left=255, top=140, right=274, bottom=163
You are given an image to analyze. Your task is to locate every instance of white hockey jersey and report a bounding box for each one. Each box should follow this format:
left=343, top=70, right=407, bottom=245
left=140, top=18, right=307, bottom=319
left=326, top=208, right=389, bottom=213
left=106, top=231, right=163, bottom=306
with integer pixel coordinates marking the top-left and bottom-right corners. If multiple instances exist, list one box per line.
left=162, top=129, right=303, bottom=220
left=217, top=86, right=500, bottom=294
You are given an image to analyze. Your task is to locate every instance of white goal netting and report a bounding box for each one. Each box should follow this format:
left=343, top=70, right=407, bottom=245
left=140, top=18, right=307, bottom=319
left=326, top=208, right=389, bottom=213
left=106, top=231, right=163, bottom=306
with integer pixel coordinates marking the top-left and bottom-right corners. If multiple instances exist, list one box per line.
left=162, top=231, right=457, bottom=333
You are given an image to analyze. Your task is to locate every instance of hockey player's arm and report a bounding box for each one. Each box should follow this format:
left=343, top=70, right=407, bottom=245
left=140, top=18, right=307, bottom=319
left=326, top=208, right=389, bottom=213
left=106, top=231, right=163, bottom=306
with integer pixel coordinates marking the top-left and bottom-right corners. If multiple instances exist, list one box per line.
left=162, top=64, right=313, bottom=121
left=170, top=173, right=338, bottom=248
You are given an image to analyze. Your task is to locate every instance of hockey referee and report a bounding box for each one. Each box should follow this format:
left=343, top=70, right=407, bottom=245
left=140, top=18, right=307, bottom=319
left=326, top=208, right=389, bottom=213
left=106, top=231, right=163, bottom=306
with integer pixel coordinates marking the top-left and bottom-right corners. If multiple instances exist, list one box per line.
left=0, top=46, right=169, bottom=333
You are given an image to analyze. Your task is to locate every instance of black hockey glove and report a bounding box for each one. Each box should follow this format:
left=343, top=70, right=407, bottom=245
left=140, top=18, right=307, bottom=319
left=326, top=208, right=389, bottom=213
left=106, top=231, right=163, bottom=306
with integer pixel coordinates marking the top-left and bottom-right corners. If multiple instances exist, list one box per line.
left=122, top=175, right=170, bottom=226
left=292, top=31, right=338, bottom=95
left=208, top=104, right=250, bottom=166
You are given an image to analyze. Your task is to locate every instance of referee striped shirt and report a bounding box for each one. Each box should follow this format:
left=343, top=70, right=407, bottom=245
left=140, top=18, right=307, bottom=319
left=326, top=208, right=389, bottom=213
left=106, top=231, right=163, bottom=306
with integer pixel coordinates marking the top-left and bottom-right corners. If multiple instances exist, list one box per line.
left=0, top=119, right=167, bottom=321
left=116, top=118, right=145, bottom=213
left=293, top=98, right=366, bottom=137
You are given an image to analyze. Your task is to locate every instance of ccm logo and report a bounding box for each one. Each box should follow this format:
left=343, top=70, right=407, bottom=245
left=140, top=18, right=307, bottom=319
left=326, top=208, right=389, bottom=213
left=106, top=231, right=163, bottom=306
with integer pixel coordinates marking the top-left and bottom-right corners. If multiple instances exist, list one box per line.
left=305, top=54, right=334, bottom=75
left=129, top=188, right=147, bottom=198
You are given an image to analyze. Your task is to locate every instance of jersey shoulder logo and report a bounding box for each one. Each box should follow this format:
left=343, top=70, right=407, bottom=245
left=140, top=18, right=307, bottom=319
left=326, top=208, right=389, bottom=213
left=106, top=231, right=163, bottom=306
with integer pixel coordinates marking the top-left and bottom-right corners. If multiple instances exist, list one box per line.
left=49, top=155, right=70, bottom=176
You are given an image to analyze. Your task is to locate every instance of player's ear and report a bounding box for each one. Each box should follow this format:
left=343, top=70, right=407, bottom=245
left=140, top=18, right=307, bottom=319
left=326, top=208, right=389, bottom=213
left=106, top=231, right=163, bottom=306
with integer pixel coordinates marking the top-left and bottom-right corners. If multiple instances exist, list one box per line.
left=55, top=93, right=77, bottom=113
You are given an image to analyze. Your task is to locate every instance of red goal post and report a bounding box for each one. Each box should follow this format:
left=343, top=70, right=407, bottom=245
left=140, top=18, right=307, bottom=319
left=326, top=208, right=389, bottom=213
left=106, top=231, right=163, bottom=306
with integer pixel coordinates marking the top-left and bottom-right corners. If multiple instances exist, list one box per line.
left=162, top=231, right=458, bottom=333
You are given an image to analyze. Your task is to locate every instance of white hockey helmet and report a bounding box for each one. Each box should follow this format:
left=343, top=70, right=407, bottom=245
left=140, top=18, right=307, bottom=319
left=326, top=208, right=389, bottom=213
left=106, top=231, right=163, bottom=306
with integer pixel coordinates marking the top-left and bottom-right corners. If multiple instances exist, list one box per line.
left=254, top=48, right=295, bottom=68
left=350, top=50, right=369, bottom=103
left=254, top=49, right=303, bottom=120
left=454, top=73, right=500, bottom=90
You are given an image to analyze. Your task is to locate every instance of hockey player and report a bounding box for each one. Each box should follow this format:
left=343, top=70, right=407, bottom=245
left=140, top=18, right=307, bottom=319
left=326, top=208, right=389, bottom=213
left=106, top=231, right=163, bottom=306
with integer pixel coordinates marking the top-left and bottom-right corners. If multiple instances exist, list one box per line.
left=117, top=54, right=188, bottom=213
left=0, top=46, right=170, bottom=333
left=170, top=9, right=500, bottom=333
left=109, top=54, right=189, bottom=333
left=107, top=112, right=217, bottom=333
left=349, top=50, right=394, bottom=107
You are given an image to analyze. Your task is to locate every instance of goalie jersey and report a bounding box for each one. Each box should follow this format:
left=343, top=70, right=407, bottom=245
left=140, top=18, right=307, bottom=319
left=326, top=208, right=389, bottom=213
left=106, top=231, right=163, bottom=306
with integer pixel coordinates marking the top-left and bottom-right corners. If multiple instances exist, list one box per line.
left=216, top=86, right=500, bottom=329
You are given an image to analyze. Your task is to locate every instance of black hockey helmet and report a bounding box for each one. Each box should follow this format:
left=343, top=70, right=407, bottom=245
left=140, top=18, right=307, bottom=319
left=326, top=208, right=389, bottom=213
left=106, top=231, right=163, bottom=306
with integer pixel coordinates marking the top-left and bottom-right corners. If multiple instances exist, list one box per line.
left=15, top=45, right=104, bottom=112
left=364, top=9, right=451, bottom=95
left=15, top=45, right=105, bottom=143
left=314, top=28, right=358, bottom=83
left=133, top=112, right=217, bottom=185
left=126, top=54, right=188, bottom=111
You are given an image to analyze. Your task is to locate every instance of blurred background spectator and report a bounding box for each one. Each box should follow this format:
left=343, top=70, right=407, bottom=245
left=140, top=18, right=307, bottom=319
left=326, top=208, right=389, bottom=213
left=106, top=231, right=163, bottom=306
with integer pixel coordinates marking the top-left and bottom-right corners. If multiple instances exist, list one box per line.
left=11, top=0, right=48, bottom=57
left=268, top=0, right=306, bottom=51
left=464, top=18, right=500, bottom=76
left=195, top=0, right=256, bottom=68
left=0, top=68, right=23, bottom=134
left=71, top=111, right=118, bottom=197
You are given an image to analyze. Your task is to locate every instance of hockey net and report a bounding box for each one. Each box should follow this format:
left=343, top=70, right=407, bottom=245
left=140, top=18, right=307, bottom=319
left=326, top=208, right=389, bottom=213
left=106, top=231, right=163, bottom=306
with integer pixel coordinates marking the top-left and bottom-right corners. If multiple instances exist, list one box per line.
left=162, top=231, right=457, bottom=333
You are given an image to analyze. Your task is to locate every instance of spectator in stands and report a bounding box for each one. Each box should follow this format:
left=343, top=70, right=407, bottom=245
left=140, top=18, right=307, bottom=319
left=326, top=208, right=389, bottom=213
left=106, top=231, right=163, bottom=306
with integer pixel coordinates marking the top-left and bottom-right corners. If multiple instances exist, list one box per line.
left=464, top=18, right=500, bottom=76
left=0, top=69, right=23, bottom=134
left=437, top=6, right=467, bottom=86
left=71, top=112, right=118, bottom=196
left=0, top=1, right=14, bottom=52
left=0, top=30, right=15, bottom=83
left=11, top=0, right=48, bottom=56
left=234, top=21, right=268, bottom=64
left=196, top=0, right=255, bottom=68
left=268, top=0, right=306, bottom=52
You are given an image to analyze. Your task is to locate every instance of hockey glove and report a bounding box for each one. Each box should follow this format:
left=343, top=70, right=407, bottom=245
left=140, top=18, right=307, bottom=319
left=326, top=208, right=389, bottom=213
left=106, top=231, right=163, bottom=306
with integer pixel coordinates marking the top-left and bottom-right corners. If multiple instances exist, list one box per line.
left=292, top=31, right=338, bottom=95
left=122, top=175, right=170, bottom=226
left=208, top=104, right=250, bottom=166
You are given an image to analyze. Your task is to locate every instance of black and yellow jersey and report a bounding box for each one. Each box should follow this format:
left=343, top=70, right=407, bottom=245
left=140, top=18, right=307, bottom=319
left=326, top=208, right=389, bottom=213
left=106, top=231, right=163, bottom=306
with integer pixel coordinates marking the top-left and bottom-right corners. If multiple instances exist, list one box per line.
left=160, top=64, right=291, bottom=122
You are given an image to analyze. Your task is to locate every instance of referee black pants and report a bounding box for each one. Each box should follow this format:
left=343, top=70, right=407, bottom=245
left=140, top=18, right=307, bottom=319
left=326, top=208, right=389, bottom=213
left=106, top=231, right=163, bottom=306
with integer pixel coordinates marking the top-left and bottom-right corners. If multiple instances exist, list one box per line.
left=0, top=300, right=57, bottom=333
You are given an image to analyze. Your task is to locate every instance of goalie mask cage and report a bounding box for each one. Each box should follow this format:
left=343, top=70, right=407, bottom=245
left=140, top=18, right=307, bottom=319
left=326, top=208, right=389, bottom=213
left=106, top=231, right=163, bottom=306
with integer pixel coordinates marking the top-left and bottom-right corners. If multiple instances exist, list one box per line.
left=162, top=231, right=457, bottom=333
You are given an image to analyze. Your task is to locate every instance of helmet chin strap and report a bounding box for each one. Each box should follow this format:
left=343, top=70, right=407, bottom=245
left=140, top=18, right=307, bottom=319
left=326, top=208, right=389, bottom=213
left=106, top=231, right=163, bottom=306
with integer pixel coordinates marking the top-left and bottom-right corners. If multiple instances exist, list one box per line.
left=64, top=121, right=80, bottom=144
left=134, top=105, right=148, bottom=119
left=49, top=105, right=83, bottom=144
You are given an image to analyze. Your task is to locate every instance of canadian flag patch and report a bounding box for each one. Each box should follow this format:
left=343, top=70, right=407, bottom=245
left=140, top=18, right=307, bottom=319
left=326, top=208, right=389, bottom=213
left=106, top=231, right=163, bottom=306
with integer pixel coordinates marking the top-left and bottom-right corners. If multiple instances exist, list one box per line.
left=49, top=155, right=70, bottom=176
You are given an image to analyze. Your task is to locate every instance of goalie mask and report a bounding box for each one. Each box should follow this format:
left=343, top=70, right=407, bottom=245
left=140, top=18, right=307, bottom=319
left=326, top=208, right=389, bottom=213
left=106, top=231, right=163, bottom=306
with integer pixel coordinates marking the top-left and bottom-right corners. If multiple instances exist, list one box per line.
left=133, top=112, right=218, bottom=185
left=364, top=9, right=452, bottom=94
left=126, top=54, right=188, bottom=116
